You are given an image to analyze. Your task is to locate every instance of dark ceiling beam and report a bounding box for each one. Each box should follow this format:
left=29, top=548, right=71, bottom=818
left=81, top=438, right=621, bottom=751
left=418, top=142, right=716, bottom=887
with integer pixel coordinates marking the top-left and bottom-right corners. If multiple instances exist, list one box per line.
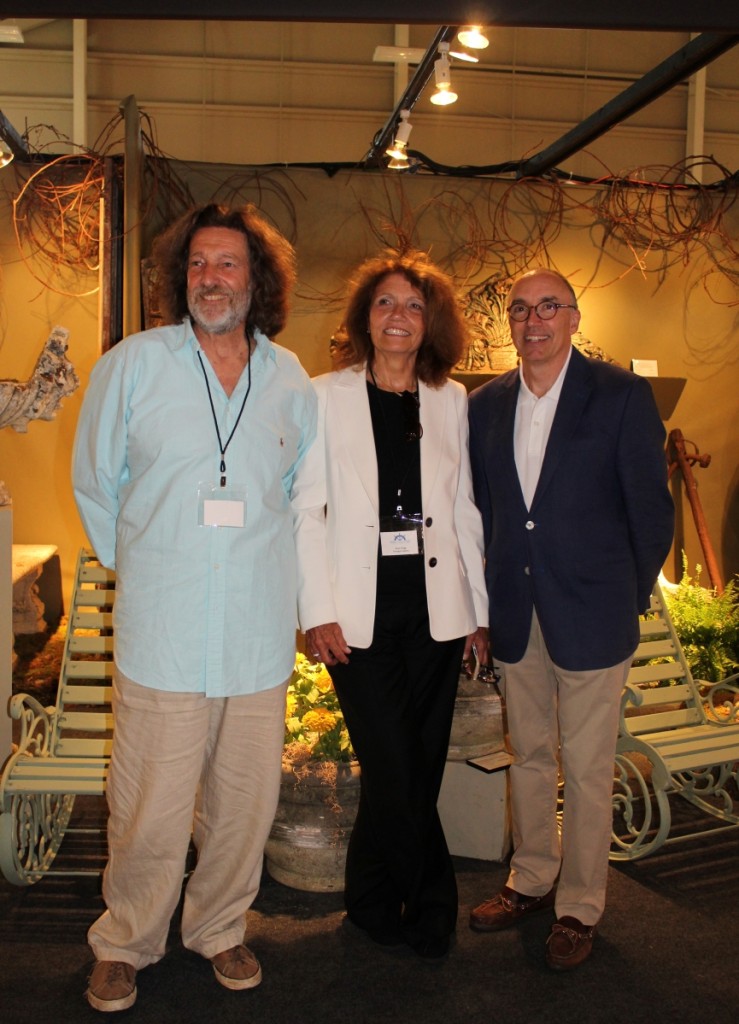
left=519, top=32, right=739, bottom=178
left=1, top=1, right=738, bottom=31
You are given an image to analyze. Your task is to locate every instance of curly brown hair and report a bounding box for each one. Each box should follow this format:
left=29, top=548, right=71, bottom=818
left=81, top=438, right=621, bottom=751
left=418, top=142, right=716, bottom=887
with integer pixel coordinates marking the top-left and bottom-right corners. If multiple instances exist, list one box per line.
left=338, top=249, right=468, bottom=387
left=151, top=203, right=296, bottom=338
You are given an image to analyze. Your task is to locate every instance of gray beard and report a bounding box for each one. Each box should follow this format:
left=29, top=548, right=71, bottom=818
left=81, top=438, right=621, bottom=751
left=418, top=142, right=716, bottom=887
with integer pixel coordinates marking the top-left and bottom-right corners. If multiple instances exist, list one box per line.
left=189, top=291, right=250, bottom=335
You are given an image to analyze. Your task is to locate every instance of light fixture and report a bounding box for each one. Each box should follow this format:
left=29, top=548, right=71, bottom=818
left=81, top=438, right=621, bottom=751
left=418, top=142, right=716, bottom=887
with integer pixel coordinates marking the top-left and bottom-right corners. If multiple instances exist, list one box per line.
left=430, top=42, right=458, bottom=106
left=457, top=25, right=489, bottom=50
left=385, top=109, right=413, bottom=167
left=0, top=140, right=13, bottom=168
left=449, top=48, right=479, bottom=64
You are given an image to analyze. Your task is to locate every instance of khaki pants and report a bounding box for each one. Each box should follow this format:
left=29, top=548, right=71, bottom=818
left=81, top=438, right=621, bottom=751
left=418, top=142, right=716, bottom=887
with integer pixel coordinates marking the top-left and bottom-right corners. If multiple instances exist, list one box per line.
left=88, top=670, right=288, bottom=970
left=499, top=613, right=631, bottom=926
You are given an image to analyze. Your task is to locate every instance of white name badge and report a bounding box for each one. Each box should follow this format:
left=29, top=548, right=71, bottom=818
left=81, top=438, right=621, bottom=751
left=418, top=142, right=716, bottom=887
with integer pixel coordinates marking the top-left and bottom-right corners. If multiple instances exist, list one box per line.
left=379, top=513, right=423, bottom=556
left=380, top=528, right=420, bottom=556
left=198, top=483, right=247, bottom=528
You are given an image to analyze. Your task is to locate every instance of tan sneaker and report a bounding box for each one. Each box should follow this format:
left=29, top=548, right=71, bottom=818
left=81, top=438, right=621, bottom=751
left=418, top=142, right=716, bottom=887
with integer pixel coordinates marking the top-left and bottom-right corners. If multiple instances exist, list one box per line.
left=86, top=960, right=137, bottom=1012
left=210, top=944, right=262, bottom=991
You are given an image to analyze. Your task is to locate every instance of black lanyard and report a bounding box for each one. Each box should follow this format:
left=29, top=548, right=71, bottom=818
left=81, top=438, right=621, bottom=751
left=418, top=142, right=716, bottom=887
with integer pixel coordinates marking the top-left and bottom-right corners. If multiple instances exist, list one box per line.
left=198, top=349, right=252, bottom=487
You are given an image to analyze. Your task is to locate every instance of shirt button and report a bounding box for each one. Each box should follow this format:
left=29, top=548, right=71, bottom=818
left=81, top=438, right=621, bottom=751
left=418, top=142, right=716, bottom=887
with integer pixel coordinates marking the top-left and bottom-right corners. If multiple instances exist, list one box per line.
left=525, top=520, right=535, bottom=530
left=428, top=557, right=438, bottom=567
left=524, top=566, right=530, bottom=575
left=425, top=517, right=433, bottom=527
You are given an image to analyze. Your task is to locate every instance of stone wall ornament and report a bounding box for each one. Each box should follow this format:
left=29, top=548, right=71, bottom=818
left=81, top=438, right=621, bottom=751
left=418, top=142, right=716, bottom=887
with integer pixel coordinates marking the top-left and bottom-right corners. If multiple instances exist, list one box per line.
left=0, top=326, right=79, bottom=433
left=459, top=275, right=518, bottom=373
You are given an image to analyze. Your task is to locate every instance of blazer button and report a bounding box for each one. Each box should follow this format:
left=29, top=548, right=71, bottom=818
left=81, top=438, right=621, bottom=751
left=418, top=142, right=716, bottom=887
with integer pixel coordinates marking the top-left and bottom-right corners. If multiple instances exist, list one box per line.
left=524, top=566, right=530, bottom=575
left=425, top=517, right=433, bottom=527
left=525, top=520, right=535, bottom=530
left=428, top=557, right=438, bottom=567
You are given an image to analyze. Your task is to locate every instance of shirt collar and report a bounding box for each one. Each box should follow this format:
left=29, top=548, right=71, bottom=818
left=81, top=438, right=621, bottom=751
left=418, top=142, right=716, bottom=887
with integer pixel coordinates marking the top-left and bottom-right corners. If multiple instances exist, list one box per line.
left=518, top=344, right=573, bottom=402
left=176, top=318, right=277, bottom=366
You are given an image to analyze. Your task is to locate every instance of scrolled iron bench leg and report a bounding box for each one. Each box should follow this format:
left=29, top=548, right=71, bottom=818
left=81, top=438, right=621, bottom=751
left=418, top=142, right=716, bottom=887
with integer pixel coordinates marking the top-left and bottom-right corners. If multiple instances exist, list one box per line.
left=0, top=791, right=76, bottom=885
left=0, top=693, right=75, bottom=885
left=610, top=745, right=672, bottom=861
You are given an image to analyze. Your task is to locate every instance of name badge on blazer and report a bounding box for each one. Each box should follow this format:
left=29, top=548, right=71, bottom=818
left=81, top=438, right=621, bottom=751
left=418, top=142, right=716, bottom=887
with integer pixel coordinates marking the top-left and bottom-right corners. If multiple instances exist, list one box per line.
left=379, top=513, right=423, bottom=556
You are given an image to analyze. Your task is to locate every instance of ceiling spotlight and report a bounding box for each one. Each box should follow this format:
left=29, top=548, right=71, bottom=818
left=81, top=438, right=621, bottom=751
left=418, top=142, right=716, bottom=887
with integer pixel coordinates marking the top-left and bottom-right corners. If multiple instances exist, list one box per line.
left=430, top=42, right=458, bottom=107
left=385, top=109, right=413, bottom=164
left=387, top=154, right=410, bottom=170
left=457, top=25, right=489, bottom=50
left=449, top=48, right=479, bottom=63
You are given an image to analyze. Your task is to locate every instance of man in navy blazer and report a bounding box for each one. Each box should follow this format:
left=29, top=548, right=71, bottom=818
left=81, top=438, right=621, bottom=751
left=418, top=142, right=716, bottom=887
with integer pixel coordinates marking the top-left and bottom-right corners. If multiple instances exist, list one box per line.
left=467, top=268, right=674, bottom=970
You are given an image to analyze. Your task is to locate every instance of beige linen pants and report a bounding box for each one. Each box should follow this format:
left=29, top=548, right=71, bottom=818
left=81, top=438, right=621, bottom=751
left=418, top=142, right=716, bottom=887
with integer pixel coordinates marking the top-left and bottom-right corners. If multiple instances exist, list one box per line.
left=88, top=670, right=288, bottom=970
left=499, top=612, right=631, bottom=926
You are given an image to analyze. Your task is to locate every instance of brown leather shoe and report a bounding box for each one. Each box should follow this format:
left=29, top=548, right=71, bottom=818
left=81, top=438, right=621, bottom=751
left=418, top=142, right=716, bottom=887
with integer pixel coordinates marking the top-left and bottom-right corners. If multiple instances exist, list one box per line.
left=546, top=916, right=596, bottom=970
left=211, top=944, right=262, bottom=990
left=86, top=960, right=137, bottom=1012
left=469, top=884, right=556, bottom=932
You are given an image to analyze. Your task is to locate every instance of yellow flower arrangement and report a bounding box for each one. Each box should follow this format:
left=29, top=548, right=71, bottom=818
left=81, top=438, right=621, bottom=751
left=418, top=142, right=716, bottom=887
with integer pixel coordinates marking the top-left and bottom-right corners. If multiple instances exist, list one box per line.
left=284, top=653, right=354, bottom=762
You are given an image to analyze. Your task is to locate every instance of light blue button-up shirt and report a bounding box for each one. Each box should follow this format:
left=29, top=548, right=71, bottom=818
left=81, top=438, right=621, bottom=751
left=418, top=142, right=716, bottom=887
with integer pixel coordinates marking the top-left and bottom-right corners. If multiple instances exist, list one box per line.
left=72, top=320, right=317, bottom=696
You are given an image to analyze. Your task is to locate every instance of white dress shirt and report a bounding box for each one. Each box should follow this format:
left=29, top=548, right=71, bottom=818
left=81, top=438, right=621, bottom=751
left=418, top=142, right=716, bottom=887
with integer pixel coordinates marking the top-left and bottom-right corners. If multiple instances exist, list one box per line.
left=513, top=347, right=573, bottom=509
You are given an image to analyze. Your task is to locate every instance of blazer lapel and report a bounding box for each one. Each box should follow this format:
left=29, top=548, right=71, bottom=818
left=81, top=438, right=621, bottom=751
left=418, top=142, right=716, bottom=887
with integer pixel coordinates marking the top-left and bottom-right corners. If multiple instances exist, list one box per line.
left=418, top=380, right=447, bottom=504
left=332, top=366, right=379, bottom=513
left=487, top=370, right=524, bottom=501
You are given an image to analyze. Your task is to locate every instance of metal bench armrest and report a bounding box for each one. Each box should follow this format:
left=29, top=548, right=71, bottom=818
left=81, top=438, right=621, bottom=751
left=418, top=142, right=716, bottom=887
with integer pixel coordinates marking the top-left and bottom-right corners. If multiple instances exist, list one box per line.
left=8, top=693, right=57, bottom=758
left=697, top=673, right=739, bottom=726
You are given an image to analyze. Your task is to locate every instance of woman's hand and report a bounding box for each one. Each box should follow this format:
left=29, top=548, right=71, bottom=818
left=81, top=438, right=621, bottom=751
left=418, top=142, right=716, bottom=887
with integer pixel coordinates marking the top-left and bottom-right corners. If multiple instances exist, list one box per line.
left=305, top=622, right=351, bottom=666
left=463, top=626, right=490, bottom=674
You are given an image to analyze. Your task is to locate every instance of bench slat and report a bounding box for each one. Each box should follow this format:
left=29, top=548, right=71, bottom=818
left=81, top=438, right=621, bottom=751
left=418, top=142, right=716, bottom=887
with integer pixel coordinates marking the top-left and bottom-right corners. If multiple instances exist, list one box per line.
left=58, top=711, right=113, bottom=732
left=59, top=685, right=112, bottom=705
left=631, top=638, right=677, bottom=661
left=72, top=611, right=113, bottom=629
left=627, top=662, right=687, bottom=686
left=638, top=618, right=670, bottom=638
left=55, top=738, right=113, bottom=757
left=75, top=589, right=116, bottom=608
left=65, top=662, right=114, bottom=680
left=626, top=709, right=703, bottom=735
left=69, top=635, right=114, bottom=654
left=79, top=566, right=115, bottom=584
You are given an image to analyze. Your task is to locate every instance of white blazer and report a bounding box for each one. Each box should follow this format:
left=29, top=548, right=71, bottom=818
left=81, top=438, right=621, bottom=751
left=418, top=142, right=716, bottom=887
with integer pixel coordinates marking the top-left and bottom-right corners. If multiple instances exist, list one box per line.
left=293, top=364, right=488, bottom=648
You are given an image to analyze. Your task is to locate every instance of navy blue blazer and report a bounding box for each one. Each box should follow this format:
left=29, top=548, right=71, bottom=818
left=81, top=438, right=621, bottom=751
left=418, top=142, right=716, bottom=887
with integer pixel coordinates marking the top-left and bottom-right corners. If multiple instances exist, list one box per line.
left=468, top=347, right=674, bottom=671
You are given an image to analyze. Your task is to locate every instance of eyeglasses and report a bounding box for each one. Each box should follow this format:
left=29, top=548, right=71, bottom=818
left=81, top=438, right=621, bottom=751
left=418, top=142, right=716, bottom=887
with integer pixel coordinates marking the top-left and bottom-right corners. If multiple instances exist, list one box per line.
left=507, top=301, right=578, bottom=322
left=402, top=391, right=423, bottom=443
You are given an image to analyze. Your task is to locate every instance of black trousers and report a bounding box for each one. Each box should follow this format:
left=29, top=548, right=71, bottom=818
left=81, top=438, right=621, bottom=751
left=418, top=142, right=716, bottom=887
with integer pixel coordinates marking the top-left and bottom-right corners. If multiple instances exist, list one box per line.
left=329, top=587, right=465, bottom=942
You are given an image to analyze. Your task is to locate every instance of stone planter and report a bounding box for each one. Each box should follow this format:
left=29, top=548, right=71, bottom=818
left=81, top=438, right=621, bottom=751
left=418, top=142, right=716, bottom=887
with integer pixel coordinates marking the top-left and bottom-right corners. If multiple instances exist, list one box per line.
left=265, top=756, right=361, bottom=893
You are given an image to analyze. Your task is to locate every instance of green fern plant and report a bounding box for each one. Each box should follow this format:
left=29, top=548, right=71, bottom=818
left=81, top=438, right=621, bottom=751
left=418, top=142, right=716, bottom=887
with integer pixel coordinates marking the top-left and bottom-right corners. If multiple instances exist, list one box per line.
left=663, top=555, right=739, bottom=682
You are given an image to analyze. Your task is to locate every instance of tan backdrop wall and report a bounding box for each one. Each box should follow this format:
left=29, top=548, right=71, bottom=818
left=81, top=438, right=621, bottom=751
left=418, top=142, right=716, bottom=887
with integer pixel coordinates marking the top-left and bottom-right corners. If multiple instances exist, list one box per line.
left=1, top=162, right=736, bottom=611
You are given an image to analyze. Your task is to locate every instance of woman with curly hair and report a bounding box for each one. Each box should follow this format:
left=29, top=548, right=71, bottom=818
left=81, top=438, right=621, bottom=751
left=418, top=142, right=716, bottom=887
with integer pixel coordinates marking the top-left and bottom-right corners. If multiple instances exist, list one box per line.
left=293, top=249, right=488, bottom=961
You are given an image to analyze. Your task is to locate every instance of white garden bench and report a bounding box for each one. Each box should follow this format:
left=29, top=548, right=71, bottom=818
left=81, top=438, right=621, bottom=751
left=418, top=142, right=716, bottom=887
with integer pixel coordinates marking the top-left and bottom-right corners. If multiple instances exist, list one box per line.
left=610, top=583, right=739, bottom=861
left=0, top=549, right=114, bottom=885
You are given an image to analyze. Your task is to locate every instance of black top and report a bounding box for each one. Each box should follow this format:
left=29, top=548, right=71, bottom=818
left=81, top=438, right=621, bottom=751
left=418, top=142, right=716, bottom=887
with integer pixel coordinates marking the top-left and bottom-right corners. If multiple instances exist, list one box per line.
left=367, top=380, right=425, bottom=596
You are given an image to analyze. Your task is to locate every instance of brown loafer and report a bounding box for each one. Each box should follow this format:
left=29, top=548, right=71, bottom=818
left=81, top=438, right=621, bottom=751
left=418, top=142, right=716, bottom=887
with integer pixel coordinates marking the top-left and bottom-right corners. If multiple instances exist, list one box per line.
left=469, top=884, right=556, bottom=932
left=546, top=916, right=596, bottom=970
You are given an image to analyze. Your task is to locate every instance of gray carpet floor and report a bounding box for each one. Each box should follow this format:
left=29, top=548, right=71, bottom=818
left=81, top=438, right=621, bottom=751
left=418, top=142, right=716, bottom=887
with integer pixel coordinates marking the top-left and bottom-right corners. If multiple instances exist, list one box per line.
left=1, top=792, right=738, bottom=1024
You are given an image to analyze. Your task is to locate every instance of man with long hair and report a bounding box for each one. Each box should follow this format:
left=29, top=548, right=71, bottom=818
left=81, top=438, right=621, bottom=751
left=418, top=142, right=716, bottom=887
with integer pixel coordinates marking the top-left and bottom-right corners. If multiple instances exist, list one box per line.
left=73, top=204, right=316, bottom=1012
